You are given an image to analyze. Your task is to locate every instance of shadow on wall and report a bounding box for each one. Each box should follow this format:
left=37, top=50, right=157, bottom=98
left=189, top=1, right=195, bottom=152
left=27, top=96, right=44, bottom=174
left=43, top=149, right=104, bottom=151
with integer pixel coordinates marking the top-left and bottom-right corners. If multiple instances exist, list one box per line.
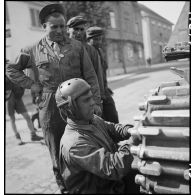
left=109, top=75, right=149, bottom=90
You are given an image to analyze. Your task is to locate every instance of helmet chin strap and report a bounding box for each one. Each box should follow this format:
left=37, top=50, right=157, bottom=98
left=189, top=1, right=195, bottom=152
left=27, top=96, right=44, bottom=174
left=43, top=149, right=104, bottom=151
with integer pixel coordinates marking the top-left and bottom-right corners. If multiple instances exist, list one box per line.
left=68, top=97, right=85, bottom=121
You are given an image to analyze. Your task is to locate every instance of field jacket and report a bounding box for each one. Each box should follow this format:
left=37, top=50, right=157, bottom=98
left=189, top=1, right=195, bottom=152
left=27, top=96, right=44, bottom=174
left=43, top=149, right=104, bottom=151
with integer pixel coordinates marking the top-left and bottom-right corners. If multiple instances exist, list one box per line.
left=59, top=115, right=134, bottom=194
left=6, top=36, right=101, bottom=105
left=84, top=43, right=105, bottom=100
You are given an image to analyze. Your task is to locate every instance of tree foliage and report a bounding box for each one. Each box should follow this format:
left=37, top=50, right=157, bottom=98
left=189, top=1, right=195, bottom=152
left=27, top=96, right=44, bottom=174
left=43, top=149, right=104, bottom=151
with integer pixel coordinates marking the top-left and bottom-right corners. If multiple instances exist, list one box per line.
left=61, top=1, right=111, bottom=28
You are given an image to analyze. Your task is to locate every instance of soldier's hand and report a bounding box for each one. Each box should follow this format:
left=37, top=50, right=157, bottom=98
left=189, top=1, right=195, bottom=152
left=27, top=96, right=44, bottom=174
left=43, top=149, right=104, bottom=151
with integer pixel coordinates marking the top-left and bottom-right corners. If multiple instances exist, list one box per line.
left=127, top=128, right=142, bottom=145
left=94, top=104, right=102, bottom=117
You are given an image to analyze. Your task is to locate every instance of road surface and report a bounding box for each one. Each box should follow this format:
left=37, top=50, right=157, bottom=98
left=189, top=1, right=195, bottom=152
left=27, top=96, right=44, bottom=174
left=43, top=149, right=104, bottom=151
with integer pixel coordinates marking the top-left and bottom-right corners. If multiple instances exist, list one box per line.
left=5, top=63, right=188, bottom=193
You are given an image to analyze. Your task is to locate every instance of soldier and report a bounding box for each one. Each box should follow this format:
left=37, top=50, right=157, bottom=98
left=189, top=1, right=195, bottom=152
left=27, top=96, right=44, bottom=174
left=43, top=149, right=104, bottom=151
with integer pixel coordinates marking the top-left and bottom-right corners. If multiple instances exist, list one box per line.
left=55, top=78, right=140, bottom=194
left=86, top=26, right=119, bottom=123
left=66, top=16, right=105, bottom=107
left=6, top=3, right=101, bottom=193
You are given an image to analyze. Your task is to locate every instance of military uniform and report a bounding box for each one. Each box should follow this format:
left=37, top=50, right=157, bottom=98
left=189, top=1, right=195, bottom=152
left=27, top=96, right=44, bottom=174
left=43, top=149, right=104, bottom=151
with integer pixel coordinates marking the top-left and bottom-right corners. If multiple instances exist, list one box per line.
left=67, top=16, right=106, bottom=101
left=86, top=26, right=119, bottom=123
left=60, top=115, right=135, bottom=193
left=84, top=43, right=106, bottom=100
left=6, top=4, right=101, bottom=193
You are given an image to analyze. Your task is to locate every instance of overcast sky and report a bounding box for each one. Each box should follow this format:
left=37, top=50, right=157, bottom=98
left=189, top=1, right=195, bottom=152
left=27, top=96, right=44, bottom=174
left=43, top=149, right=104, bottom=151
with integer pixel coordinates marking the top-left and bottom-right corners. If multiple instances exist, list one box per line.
left=138, top=1, right=186, bottom=25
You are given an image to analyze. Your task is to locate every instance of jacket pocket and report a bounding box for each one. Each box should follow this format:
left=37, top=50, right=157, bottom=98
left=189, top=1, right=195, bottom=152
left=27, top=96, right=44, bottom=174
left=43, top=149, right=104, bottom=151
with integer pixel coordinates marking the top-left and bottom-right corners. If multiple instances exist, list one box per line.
left=37, top=61, right=52, bottom=81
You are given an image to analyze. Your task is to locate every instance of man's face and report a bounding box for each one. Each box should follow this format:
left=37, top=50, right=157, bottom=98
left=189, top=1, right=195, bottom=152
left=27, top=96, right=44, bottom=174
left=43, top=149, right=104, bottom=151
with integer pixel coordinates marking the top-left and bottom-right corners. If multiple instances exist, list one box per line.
left=76, top=90, right=95, bottom=121
left=43, top=14, right=66, bottom=43
left=67, top=24, right=86, bottom=42
left=88, top=36, right=102, bottom=48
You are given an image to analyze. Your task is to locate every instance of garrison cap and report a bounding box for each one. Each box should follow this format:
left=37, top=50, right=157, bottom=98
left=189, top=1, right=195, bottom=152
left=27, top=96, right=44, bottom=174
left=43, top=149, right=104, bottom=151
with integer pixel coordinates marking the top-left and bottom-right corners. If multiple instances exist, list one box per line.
left=67, top=16, right=87, bottom=28
left=86, top=26, right=104, bottom=39
left=39, top=3, right=65, bottom=24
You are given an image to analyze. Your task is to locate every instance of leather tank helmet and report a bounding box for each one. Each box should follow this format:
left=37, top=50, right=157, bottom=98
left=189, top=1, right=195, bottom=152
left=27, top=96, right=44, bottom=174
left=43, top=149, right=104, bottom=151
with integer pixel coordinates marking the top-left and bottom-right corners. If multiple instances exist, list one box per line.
left=55, top=78, right=91, bottom=120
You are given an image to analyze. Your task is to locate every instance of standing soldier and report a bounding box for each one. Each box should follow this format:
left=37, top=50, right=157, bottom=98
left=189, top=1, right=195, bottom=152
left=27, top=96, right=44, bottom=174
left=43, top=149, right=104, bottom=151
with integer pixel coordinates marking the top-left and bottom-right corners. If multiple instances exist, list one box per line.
left=66, top=16, right=105, bottom=108
left=86, top=26, right=119, bottom=123
left=6, top=4, right=101, bottom=193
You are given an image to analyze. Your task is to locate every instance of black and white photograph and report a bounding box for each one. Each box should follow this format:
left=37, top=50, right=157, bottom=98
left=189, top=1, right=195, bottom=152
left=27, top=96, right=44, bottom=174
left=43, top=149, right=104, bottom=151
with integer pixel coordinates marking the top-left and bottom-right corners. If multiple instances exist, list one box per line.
left=5, top=1, right=190, bottom=194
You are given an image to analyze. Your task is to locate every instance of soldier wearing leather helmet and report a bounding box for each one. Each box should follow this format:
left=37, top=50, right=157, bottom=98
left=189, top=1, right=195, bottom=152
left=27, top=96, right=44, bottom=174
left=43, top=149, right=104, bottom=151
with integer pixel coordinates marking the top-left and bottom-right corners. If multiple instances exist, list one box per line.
left=55, top=78, right=94, bottom=121
left=6, top=3, right=102, bottom=193
left=55, top=78, right=140, bottom=194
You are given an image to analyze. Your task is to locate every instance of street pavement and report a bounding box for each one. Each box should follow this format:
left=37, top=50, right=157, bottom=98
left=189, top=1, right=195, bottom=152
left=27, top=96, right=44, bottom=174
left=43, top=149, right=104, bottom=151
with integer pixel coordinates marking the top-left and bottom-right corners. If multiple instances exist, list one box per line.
left=5, top=60, right=189, bottom=193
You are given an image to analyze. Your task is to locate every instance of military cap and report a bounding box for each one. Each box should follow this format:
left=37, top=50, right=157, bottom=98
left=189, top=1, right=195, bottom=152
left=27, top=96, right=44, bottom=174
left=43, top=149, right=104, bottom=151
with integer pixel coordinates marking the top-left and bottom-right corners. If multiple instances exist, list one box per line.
left=67, top=16, right=87, bottom=28
left=39, top=3, right=65, bottom=24
left=86, top=26, right=104, bottom=39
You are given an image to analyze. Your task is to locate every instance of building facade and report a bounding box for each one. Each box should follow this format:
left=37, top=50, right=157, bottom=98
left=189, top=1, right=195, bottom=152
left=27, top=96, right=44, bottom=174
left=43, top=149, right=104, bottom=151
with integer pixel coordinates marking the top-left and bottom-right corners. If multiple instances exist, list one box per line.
left=104, top=1, right=145, bottom=76
left=6, top=1, right=50, bottom=61
left=6, top=1, right=173, bottom=75
left=139, top=3, right=173, bottom=64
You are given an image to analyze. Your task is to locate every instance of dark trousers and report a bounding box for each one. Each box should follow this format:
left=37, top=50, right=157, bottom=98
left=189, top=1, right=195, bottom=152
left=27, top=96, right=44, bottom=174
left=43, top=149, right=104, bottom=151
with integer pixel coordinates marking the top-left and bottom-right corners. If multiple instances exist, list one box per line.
left=102, top=95, right=119, bottom=123
left=39, top=93, right=66, bottom=192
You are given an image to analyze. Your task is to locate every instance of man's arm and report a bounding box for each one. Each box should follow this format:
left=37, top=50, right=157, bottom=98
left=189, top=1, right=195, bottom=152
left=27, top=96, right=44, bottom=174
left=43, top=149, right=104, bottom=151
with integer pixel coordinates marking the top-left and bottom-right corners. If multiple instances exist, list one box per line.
left=101, top=118, right=141, bottom=145
left=85, top=45, right=105, bottom=100
left=104, top=120, right=133, bottom=142
left=92, top=47, right=106, bottom=100
left=69, top=140, right=133, bottom=180
left=6, top=48, right=35, bottom=89
left=80, top=46, right=101, bottom=106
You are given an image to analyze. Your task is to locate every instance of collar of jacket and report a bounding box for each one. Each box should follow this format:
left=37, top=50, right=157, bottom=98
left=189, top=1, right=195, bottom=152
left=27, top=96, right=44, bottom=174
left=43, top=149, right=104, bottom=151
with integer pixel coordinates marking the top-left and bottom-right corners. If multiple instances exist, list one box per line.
left=67, top=115, right=97, bottom=132
left=39, top=36, right=72, bottom=56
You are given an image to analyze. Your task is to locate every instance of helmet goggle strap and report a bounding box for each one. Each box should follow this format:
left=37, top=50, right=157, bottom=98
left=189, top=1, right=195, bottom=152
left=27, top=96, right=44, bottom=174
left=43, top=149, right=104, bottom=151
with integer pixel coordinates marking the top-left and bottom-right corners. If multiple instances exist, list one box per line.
left=69, top=97, right=83, bottom=120
left=70, top=89, right=91, bottom=121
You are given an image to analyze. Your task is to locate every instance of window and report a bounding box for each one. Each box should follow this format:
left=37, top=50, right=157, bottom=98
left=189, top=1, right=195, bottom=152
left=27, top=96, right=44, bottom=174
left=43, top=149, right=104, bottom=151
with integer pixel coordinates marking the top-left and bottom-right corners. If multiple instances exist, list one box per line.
left=113, top=49, right=119, bottom=61
left=30, top=8, right=41, bottom=28
left=126, top=44, right=133, bottom=59
left=124, top=18, right=129, bottom=32
left=112, top=43, right=119, bottom=61
left=110, top=12, right=116, bottom=29
left=158, top=22, right=161, bottom=27
left=6, top=2, right=10, bottom=24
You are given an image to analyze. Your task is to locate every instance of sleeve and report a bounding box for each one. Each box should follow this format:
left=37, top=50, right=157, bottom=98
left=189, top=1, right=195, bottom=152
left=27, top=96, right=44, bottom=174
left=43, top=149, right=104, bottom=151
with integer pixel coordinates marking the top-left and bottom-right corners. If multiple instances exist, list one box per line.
left=6, top=47, right=35, bottom=89
left=97, top=48, right=108, bottom=88
left=92, top=48, right=106, bottom=100
left=5, top=75, right=13, bottom=91
left=103, top=120, right=133, bottom=142
left=69, top=140, right=133, bottom=180
left=80, top=46, right=101, bottom=105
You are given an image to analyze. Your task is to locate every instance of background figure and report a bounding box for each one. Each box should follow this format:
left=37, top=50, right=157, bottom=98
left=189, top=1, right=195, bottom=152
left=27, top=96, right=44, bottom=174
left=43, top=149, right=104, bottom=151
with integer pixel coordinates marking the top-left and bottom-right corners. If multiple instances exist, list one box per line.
left=86, top=26, right=119, bottom=123
left=146, top=57, right=151, bottom=66
left=6, top=4, right=101, bottom=193
left=31, top=91, right=41, bottom=129
left=67, top=16, right=105, bottom=112
left=6, top=75, right=43, bottom=145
